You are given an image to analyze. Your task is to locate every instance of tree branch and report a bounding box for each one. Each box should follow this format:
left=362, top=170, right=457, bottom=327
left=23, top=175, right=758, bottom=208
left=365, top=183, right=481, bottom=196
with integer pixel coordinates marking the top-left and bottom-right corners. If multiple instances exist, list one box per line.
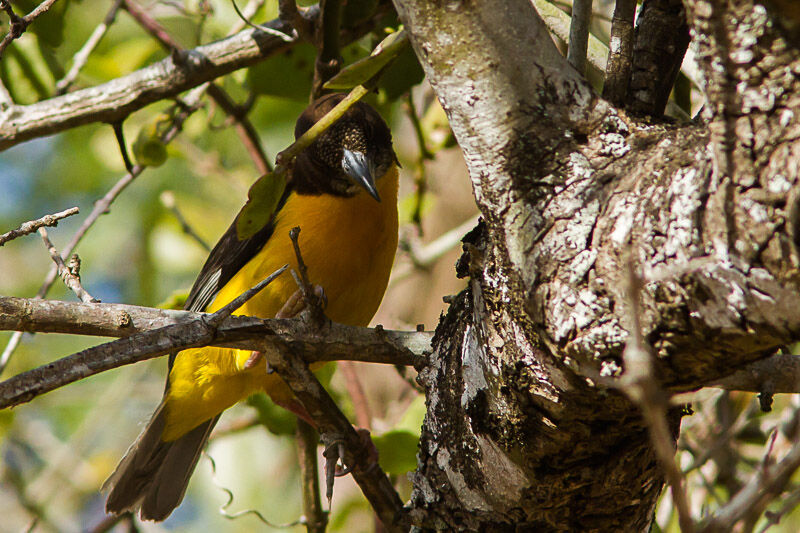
left=626, top=0, right=690, bottom=116
left=602, top=0, right=636, bottom=105
left=567, top=0, right=592, bottom=74
left=0, top=4, right=382, bottom=151
left=0, top=296, right=431, bottom=408
left=0, top=207, right=79, bottom=246
left=261, top=339, right=405, bottom=531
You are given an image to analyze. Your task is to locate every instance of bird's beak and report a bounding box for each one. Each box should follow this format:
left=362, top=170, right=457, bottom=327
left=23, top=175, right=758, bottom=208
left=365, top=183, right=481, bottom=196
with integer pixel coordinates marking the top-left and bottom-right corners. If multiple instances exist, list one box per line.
left=342, top=148, right=381, bottom=202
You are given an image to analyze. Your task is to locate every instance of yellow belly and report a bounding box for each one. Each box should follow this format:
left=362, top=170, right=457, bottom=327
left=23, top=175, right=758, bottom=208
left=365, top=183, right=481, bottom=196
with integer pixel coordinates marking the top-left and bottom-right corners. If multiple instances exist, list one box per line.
left=162, top=167, right=399, bottom=441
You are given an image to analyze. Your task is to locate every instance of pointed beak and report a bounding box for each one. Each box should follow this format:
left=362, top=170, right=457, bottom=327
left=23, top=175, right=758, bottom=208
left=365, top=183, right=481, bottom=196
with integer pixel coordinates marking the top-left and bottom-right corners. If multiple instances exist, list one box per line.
left=342, top=148, right=381, bottom=202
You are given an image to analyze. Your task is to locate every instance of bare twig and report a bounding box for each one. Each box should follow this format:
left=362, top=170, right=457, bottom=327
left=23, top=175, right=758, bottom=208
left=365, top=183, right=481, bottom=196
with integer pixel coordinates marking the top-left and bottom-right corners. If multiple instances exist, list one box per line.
left=55, top=0, right=124, bottom=94
left=37, top=229, right=98, bottom=303
left=296, top=419, right=328, bottom=533
left=0, top=0, right=61, bottom=59
left=209, top=266, right=288, bottom=324
left=0, top=295, right=432, bottom=408
left=229, top=0, right=267, bottom=34
left=618, top=261, right=695, bottom=533
left=160, top=191, right=211, bottom=251
left=311, top=0, right=343, bottom=99
left=278, top=0, right=313, bottom=40
left=531, top=0, right=608, bottom=72
left=261, top=343, right=405, bottom=531
left=602, top=0, right=636, bottom=105
left=567, top=0, right=593, bottom=74
left=0, top=88, right=204, bottom=375
left=0, top=207, right=79, bottom=246
left=0, top=13, right=299, bottom=150
left=698, top=417, right=800, bottom=532
left=391, top=215, right=480, bottom=285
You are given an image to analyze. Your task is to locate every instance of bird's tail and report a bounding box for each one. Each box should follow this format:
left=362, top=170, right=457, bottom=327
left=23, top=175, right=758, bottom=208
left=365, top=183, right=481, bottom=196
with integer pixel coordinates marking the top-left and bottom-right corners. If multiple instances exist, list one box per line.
left=103, top=402, right=219, bottom=521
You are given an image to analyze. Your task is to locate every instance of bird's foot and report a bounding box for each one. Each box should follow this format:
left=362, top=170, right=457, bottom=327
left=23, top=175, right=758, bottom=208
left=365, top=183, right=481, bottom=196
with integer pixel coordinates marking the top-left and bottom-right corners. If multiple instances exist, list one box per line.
left=275, top=284, right=326, bottom=319
left=321, top=427, right=379, bottom=504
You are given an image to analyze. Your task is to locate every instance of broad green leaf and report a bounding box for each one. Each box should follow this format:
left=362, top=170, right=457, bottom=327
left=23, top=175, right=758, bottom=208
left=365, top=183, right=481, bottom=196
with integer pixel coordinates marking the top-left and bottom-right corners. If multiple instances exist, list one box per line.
left=372, top=430, right=419, bottom=475
left=323, top=29, right=409, bottom=90
left=247, top=44, right=316, bottom=101
left=236, top=172, right=287, bottom=239
left=378, top=43, right=424, bottom=100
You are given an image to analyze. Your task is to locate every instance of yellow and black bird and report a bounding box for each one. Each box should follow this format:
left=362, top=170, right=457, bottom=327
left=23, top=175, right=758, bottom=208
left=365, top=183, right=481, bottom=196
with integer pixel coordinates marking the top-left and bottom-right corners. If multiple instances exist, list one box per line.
left=104, top=93, right=399, bottom=521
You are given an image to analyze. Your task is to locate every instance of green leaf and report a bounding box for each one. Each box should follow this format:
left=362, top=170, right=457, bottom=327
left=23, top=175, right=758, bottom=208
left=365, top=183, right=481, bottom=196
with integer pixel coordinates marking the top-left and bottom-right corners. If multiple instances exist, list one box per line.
left=236, top=172, right=287, bottom=240
left=372, top=430, right=419, bottom=475
left=378, top=43, right=424, bottom=100
left=133, top=124, right=168, bottom=167
left=247, top=393, right=297, bottom=435
left=323, top=29, right=409, bottom=90
left=248, top=44, right=316, bottom=101
left=395, top=394, right=426, bottom=433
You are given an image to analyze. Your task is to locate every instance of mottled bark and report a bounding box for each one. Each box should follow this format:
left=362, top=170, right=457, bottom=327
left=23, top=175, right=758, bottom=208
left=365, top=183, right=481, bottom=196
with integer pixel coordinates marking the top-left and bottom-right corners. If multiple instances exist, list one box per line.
left=394, top=0, right=800, bottom=530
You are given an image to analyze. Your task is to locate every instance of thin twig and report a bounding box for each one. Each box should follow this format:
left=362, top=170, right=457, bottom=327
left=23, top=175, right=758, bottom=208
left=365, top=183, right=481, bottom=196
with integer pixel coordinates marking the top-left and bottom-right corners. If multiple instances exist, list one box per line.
left=698, top=415, right=800, bottom=532
left=159, top=191, right=211, bottom=251
left=122, top=0, right=272, bottom=174
left=229, top=0, right=266, bottom=34
left=311, top=0, right=343, bottom=99
left=567, top=0, right=593, bottom=74
left=55, top=0, right=124, bottom=94
left=405, top=92, right=432, bottom=233
left=204, top=452, right=305, bottom=527
left=0, top=207, right=79, bottom=246
left=0, top=88, right=204, bottom=375
left=296, top=419, right=328, bottom=533
left=209, top=266, right=288, bottom=324
left=618, top=261, right=695, bottom=533
left=0, top=0, right=61, bottom=59
left=38, top=228, right=99, bottom=303
left=261, top=343, right=405, bottom=531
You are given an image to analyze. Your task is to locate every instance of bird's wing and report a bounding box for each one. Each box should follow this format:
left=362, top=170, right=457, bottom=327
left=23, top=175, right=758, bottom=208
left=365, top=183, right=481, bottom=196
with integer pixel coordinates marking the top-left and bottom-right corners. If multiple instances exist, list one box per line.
left=183, top=186, right=293, bottom=313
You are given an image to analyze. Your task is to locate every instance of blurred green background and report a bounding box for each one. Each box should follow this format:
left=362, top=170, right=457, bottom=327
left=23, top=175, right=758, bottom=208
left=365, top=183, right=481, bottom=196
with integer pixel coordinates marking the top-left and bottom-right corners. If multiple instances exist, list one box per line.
left=1, top=1, right=798, bottom=532
left=0, top=0, right=475, bottom=531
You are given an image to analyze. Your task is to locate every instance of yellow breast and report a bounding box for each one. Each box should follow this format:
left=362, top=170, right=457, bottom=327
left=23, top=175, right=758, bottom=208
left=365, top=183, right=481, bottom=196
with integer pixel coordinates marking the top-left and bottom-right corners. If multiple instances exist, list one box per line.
left=162, top=166, right=399, bottom=441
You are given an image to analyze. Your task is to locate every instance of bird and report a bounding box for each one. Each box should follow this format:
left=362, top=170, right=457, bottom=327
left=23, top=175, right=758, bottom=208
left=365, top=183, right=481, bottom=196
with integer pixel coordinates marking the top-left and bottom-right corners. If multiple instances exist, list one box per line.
left=104, top=93, right=399, bottom=521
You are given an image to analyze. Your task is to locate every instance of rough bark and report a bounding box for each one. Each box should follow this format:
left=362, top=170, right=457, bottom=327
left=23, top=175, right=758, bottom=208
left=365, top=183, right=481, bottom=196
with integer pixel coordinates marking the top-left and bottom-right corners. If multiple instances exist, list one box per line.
left=393, top=0, right=800, bottom=530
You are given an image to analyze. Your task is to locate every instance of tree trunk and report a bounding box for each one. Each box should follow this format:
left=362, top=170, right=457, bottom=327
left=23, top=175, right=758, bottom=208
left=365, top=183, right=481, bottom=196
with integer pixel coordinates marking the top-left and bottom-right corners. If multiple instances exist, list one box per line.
left=394, top=0, right=800, bottom=530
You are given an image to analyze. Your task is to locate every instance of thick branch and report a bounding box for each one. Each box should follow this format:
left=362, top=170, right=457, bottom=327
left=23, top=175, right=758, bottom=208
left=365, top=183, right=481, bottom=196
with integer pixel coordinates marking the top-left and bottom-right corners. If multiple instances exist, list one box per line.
left=0, top=296, right=431, bottom=408
left=626, top=0, right=690, bottom=116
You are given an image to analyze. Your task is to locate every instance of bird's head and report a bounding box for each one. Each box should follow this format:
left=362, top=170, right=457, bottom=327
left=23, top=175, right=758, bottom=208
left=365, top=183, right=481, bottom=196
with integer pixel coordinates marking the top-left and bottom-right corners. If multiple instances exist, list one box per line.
left=293, top=93, right=396, bottom=202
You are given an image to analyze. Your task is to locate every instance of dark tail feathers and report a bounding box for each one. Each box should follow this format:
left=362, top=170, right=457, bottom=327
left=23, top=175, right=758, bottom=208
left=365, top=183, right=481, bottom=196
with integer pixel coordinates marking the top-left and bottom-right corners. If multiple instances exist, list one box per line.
left=103, top=403, right=218, bottom=521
